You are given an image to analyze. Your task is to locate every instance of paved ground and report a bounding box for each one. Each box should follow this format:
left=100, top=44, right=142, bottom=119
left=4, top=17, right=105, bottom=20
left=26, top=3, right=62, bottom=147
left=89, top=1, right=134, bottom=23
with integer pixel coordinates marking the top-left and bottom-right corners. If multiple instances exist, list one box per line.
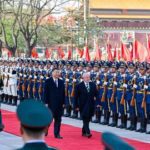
left=0, top=104, right=150, bottom=149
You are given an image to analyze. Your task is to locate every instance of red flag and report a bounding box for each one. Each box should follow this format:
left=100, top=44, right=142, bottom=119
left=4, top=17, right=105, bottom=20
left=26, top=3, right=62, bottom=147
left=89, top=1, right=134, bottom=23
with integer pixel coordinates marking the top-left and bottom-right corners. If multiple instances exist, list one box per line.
left=67, top=49, right=72, bottom=60
left=58, top=47, right=65, bottom=59
left=45, top=48, right=51, bottom=59
left=8, top=51, right=12, bottom=58
left=117, top=49, right=121, bottom=61
left=107, top=44, right=113, bottom=61
left=113, top=47, right=117, bottom=60
left=76, top=47, right=83, bottom=58
left=94, top=45, right=101, bottom=61
left=134, top=40, right=149, bottom=62
left=121, top=43, right=132, bottom=61
left=84, top=46, right=90, bottom=62
left=31, top=47, right=38, bottom=58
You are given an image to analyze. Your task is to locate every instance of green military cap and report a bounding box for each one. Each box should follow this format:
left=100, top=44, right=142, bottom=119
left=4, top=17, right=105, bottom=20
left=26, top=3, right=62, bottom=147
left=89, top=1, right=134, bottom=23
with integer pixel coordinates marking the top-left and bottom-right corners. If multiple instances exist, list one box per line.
left=17, top=99, right=53, bottom=128
left=102, top=132, right=135, bottom=150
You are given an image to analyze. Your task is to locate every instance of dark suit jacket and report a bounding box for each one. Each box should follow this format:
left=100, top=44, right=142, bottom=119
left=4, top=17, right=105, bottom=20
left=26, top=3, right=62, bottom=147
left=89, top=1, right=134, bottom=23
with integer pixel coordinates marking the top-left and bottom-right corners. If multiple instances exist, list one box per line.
left=16, top=142, right=57, bottom=150
left=44, top=77, right=65, bottom=117
left=74, top=81, right=98, bottom=119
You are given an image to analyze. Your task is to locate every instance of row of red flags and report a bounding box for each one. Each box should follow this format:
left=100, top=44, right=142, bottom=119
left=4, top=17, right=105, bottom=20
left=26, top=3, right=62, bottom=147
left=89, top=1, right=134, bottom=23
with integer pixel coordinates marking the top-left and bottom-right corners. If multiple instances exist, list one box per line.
left=32, top=40, right=150, bottom=62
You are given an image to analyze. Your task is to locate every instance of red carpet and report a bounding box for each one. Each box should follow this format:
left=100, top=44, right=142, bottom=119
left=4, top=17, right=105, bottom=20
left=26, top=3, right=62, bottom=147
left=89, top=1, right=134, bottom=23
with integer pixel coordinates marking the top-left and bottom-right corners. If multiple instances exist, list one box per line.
left=2, top=110, right=150, bottom=150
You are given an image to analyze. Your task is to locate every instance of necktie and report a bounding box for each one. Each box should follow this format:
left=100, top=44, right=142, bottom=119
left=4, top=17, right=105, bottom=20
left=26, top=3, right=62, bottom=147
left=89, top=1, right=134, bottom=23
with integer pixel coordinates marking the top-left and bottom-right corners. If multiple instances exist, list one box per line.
left=55, top=79, right=58, bottom=87
left=86, top=83, right=90, bottom=92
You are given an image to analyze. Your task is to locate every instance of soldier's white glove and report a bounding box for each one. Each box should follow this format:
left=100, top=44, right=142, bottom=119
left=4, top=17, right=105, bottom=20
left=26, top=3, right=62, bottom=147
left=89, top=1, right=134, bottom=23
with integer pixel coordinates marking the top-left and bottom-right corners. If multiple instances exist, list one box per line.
left=104, top=73, right=107, bottom=76
left=96, top=80, right=100, bottom=85
left=24, top=75, right=27, bottom=78
left=73, top=79, right=76, bottom=82
left=133, top=84, right=137, bottom=89
left=104, top=82, right=108, bottom=85
left=113, top=81, right=117, bottom=85
left=122, top=74, right=126, bottom=78
left=143, top=76, right=147, bottom=80
left=80, top=79, right=83, bottom=82
left=144, top=85, right=148, bottom=89
left=133, top=75, right=136, bottom=79
left=123, top=83, right=127, bottom=88
left=29, top=75, right=32, bottom=78
left=59, top=77, right=63, bottom=80
left=41, top=76, right=44, bottom=79
left=66, top=78, right=69, bottom=82
left=46, top=77, right=49, bottom=79
left=34, top=76, right=37, bottom=79
left=114, top=73, right=117, bottom=77
left=20, top=73, right=22, bottom=77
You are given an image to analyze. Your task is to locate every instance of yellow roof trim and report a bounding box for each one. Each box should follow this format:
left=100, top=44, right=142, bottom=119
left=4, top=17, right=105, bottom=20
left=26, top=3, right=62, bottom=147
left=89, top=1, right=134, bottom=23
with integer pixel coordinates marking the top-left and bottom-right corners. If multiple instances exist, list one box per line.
left=90, top=14, right=150, bottom=19
left=89, top=0, right=150, bottom=10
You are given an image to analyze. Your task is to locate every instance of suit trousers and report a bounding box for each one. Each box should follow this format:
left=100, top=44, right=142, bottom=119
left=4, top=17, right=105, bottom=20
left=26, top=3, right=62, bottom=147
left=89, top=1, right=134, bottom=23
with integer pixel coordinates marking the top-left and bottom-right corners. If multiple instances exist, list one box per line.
left=82, top=117, right=90, bottom=134
left=53, top=114, right=62, bottom=136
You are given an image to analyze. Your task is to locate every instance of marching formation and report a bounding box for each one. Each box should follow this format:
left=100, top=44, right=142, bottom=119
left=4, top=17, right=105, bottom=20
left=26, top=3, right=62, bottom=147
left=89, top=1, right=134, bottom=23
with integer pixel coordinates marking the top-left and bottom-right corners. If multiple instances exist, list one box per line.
left=0, top=58, right=150, bottom=134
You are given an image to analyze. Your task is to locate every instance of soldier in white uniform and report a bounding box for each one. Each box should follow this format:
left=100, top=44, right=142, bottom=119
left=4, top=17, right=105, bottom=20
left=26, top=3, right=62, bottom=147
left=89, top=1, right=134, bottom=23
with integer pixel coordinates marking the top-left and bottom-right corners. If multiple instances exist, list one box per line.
left=9, top=68, right=18, bottom=105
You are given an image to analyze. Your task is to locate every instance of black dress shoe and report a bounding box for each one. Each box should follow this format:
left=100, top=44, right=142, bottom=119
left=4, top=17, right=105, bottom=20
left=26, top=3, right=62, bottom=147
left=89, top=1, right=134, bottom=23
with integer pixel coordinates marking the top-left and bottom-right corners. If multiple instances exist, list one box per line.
left=0, top=124, right=4, bottom=132
left=55, top=135, right=63, bottom=139
left=86, top=133, right=92, bottom=138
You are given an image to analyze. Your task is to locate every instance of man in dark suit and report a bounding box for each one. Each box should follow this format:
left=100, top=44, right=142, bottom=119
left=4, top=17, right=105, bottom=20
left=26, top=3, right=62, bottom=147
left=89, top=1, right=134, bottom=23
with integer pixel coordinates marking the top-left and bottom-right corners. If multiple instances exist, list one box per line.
left=74, top=72, right=98, bottom=138
left=16, top=99, right=57, bottom=150
left=44, top=68, right=65, bottom=139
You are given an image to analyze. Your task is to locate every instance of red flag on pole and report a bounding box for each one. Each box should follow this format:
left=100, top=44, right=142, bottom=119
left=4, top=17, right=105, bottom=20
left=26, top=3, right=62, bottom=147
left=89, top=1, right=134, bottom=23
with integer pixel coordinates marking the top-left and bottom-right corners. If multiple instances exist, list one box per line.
left=84, top=46, right=90, bottom=62
left=134, top=40, right=149, bottom=62
left=106, top=44, right=113, bottom=61
left=31, top=47, right=38, bottom=58
left=45, top=48, right=51, bottom=59
left=58, top=47, right=65, bottom=59
left=121, top=43, right=132, bottom=61
left=113, top=46, right=117, bottom=60
left=67, top=49, right=72, bottom=60
left=76, top=47, right=83, bottom=58
left=94, top=44, right=101, bottom=61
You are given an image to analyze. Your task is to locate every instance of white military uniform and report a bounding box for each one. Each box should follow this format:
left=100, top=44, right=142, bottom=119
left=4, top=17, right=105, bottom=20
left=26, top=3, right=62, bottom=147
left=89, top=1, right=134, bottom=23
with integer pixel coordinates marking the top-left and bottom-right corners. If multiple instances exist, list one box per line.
left=9, top=68, right=17, bottom=97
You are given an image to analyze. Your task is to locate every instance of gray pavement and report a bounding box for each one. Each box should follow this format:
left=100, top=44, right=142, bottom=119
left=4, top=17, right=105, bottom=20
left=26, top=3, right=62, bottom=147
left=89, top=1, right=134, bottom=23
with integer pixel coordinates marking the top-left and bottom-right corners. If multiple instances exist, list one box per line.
left=0, top=104, right=150, bottom=149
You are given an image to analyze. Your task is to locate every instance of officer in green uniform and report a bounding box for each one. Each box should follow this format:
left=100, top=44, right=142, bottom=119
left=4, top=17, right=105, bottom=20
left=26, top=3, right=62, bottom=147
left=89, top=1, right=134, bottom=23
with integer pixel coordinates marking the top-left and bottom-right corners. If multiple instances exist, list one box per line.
left=16, top=99, right=57, bottom=150
left=102, top=132, right=135, bottom=150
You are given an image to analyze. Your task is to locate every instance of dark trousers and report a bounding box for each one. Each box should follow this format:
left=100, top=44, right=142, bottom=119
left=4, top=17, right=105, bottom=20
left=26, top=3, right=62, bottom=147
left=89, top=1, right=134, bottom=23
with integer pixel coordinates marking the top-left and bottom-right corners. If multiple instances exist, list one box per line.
left=82, top=117, right=90, bottom=134
left=53, top=115, right=62, bottom=136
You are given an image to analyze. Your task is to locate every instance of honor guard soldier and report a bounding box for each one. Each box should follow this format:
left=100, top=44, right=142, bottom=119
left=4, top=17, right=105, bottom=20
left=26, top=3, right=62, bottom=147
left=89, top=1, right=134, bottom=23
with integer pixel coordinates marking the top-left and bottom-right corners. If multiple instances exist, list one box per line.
left=99, top=62, right=110, bottom=125
left=70, top=61, right=79, bottom=119
left=116, top=62, right=127, bottom=129
left=64, top=61, right=73, bottom=117
left=135, top=63, right=147, bottom=133
left=146, top=63, right=150, bottom=134
left=126, top=62, right=137, bottom=131
left=91, top=62, right=102, bottom=123
left=16, top=99, right=57, bottom=150
left=108, top=62, right=119, bottom=127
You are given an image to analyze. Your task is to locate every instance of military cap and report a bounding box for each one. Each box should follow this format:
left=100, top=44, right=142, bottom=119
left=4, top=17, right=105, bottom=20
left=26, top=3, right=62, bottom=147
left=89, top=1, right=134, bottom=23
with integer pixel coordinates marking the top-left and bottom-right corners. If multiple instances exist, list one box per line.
left=139, top=62, right=146, bottom=70
left=94, top=62, right=99, bottom=67
left=147, top=63, right=150, bottom=69
left=17, top=99, right=53, bottom=128
left=103, top=62, right=109, bottom=68
left=102, top=132, right=135, bottom=150
left=79, top=61, right=85, bottom=67
left=128, top=62, right=135, bottom=68
left=111, top=62, right=118, bottom=68
left=86, top=62, right=92, bottom=67
left=119, top=61, right=126, bottom=68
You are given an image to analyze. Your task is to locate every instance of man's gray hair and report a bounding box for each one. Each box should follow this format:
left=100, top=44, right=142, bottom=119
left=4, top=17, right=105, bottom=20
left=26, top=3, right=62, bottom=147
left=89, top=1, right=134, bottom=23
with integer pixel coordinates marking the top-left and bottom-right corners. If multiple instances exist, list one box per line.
left=82, top=72, right=90, bottom=78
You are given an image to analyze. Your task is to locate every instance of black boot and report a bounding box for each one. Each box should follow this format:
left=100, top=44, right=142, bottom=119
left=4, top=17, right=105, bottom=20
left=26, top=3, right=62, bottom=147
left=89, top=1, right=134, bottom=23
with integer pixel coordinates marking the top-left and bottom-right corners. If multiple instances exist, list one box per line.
left=64, top=105, right=71, bottom=117
left=127, top=116, right=137, bottom=131
left=8, top=96, right=13, bottom=105
left=4, top=94, right=8, bottom=104
left=101, top=111, right=110, bottom=125
left=1, top=94, right=4, bottom=103
left=108, top=113, right=118, bottom=127
left=71, top=110, right=78, bottom=119
left=0, top=111, right=4, bottom=132
left=117, top=115, right=127, bottom=129
left=136, top=118, right=147, bottom=133
left=92, top=110, right=101, bottom=123
left=12, top=96, right=18, bottom=106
